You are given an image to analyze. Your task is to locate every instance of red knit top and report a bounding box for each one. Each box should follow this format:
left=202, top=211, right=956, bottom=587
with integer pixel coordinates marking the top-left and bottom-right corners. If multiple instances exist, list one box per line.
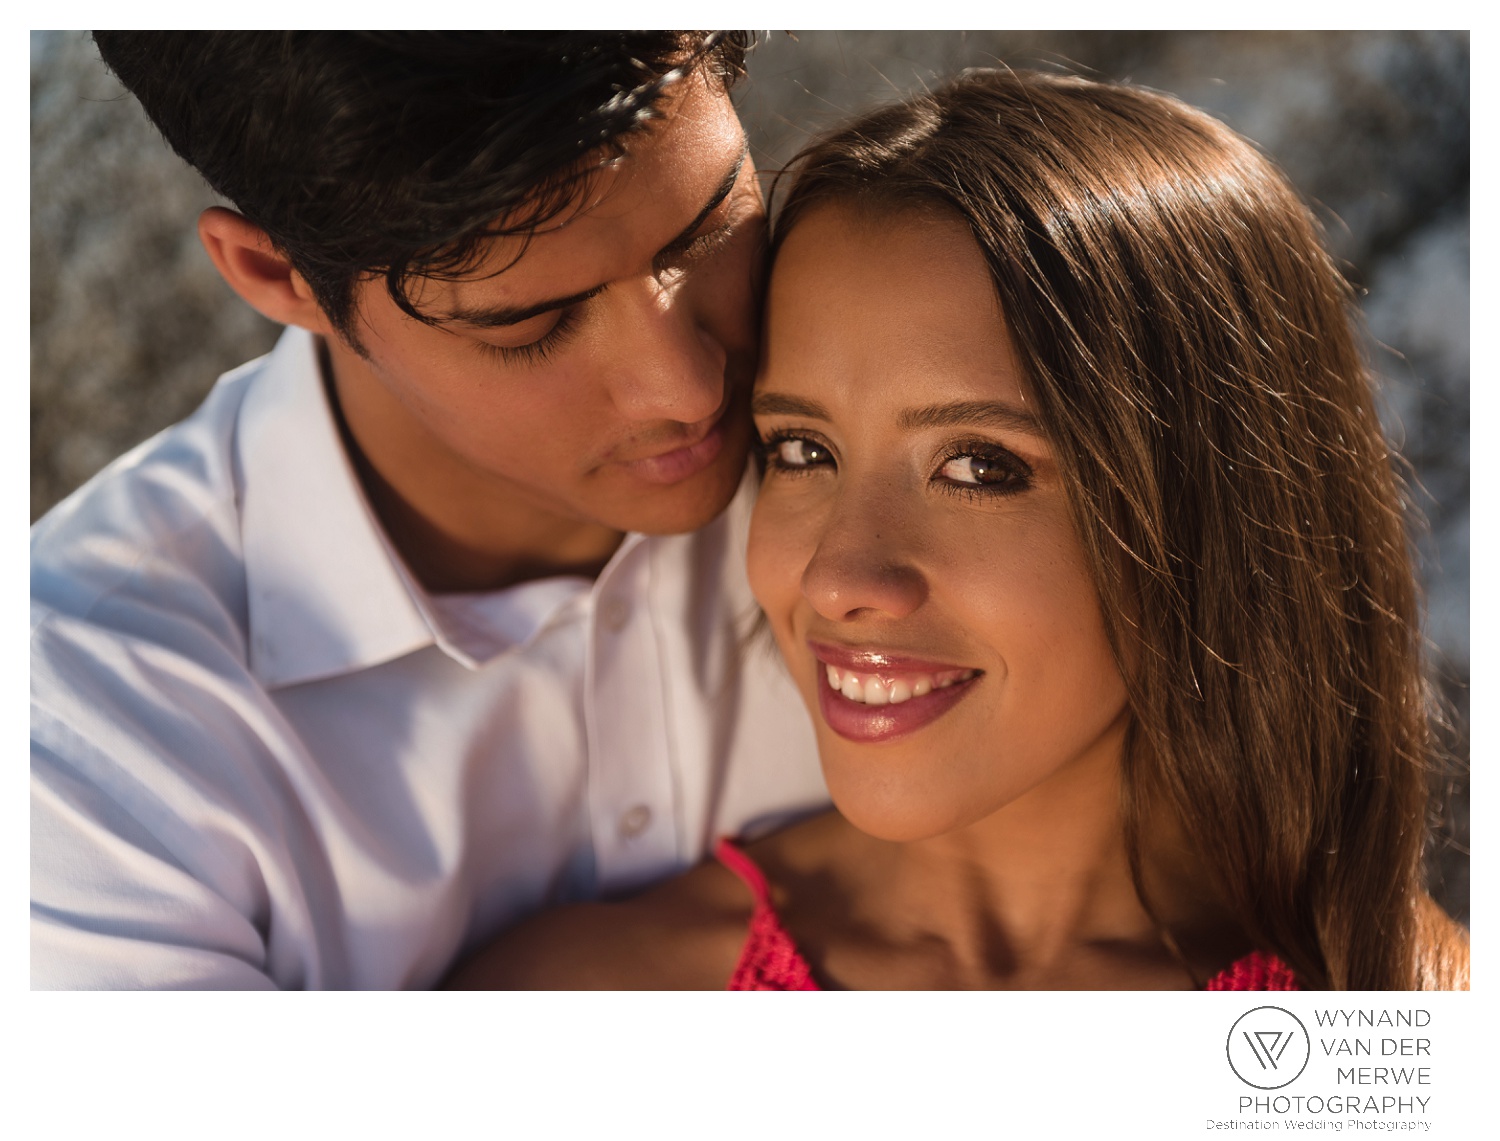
left=715, top=839, right=1298, bottom=991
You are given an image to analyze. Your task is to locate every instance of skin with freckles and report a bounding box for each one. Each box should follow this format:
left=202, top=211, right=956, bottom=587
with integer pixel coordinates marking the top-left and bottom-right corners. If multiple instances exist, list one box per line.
left=201, top=68, right=762, bottom=592
left=446, top=204, right=1245, bottom=990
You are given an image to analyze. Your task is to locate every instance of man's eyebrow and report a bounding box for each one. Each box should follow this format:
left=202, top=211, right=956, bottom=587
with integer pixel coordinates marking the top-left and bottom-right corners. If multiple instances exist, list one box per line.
left=899, top=399, right=1044, bottom=435
left=446, top=284, right=607, bottom=330
left=655, top=146, right=747, bottom=260
left=444, top=146, right=749, bottom=331
left=752, top=393, right=830, bottom=419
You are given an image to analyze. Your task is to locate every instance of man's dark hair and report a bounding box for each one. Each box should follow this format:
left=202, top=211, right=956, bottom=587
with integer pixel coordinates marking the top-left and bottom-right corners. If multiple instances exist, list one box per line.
left=92, top=31, right=751, bottom=339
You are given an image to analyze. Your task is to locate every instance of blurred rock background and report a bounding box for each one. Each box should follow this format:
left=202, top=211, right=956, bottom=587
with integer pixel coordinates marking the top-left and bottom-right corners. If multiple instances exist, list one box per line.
left=31, top=31, right=1468, bottom=921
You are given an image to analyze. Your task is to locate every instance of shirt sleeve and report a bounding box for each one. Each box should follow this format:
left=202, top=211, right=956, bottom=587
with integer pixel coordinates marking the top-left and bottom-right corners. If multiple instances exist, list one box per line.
left=32, top=741, right=278, bottom=990
left=31, top=613, right=287, bottom=990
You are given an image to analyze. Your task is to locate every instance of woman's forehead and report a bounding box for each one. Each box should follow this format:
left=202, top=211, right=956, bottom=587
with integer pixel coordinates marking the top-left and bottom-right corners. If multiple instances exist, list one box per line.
left=758, top=204, right=1039, bottom=421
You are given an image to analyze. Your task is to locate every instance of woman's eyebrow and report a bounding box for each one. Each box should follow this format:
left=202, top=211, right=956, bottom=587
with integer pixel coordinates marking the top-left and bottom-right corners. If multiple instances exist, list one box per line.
left=752, top=395, right=1043, bottom=436
left=899, top=400, right=1043, bottom=435
left=751, top=393, right=830, bottom=419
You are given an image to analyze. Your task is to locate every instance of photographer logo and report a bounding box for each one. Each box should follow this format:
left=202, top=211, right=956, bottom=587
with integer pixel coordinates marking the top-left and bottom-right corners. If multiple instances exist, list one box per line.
left=1226, top=1006, right=1310, bottom=1089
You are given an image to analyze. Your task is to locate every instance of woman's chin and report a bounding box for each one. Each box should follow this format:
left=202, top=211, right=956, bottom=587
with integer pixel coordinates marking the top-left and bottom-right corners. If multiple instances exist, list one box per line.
left=826, top=786, right=985, bottom=845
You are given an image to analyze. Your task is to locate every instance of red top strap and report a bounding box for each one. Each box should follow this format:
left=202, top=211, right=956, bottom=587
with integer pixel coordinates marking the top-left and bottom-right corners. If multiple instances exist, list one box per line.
left=716, top=839, right=820, bottom=991
left=714, top=837, right=774, bottom=908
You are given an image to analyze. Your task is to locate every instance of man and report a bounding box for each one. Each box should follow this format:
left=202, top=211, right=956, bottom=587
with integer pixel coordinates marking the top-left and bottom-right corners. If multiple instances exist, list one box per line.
left=31, top=31, right=825, bottom=988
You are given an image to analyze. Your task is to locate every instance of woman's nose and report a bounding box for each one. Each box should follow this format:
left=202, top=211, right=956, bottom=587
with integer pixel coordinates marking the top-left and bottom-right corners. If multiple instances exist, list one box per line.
left=798, top=492, right=928, bottom=623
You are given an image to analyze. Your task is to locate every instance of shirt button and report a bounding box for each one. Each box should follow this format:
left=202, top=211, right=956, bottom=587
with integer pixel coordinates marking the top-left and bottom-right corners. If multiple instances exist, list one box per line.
left=598, top=596, right=631, bottom=632
left=619, top=805, right=652, bottom=839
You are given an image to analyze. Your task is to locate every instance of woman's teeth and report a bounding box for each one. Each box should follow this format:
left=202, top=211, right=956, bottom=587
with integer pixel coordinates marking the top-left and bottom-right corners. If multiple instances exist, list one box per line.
left=824, top=664, right=977, bottom=706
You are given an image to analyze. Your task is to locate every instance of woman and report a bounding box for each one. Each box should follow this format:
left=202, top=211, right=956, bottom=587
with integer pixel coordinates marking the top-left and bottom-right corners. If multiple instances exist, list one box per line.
left=449, top=70, right=1469, bottom=990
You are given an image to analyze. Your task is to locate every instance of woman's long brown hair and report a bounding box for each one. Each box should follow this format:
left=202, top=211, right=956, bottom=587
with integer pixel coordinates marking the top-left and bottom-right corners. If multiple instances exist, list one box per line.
left=773, top=69, right=1467, bottom=989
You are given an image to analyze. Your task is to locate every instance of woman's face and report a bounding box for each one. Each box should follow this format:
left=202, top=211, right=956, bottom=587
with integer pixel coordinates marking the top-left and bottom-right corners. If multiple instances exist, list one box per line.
left=748, top=203, right=1131, bottom=842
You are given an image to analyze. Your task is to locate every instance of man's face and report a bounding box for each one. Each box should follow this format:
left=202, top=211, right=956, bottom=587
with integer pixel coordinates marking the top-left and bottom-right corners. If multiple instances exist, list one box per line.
left=322, top=67, right=763, bottom=544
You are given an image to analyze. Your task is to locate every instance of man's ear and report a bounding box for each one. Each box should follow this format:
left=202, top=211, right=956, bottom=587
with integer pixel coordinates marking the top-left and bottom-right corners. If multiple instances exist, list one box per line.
left=197, top=207, right=336, bottom=335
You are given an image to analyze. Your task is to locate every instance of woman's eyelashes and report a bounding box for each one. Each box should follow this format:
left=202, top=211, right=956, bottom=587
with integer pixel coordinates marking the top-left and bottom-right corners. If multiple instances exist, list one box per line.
left=936, top=443, right=1033, bottom=498
left=475, top=307, right=583, bottom=367
left=756, top=429, right=1034, bottom=497
left=759, top=431, right=835, bottom=474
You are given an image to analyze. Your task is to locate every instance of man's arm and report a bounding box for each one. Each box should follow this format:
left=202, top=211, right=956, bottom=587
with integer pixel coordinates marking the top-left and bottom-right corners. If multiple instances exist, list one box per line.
left=32, top=738, right=278, bottom=990
left=31, top=610, right=285, bottom=990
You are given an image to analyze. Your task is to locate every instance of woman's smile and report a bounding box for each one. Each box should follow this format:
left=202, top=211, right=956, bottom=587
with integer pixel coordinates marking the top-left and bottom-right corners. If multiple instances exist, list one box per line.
left=811, top=639, right=983, bottom=741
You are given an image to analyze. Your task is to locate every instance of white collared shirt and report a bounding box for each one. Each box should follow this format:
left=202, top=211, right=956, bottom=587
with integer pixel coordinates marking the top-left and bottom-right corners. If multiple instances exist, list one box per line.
left=30, top=328, right=827, bottom=989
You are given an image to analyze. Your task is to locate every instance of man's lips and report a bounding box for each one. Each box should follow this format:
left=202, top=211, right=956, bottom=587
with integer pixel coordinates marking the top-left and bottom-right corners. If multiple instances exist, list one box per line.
left=810, top=640, right=982, bottom=743
left=610, top=406, right=733, bottom=486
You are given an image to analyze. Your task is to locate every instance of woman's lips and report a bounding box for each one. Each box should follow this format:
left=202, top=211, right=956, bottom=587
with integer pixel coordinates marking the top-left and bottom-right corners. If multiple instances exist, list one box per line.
left=810, top=641, right=982, bottom=743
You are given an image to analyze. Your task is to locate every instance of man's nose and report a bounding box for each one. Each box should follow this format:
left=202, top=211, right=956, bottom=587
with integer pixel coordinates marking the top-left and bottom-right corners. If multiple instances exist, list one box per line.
left=606, top=278, right=727, bottom=424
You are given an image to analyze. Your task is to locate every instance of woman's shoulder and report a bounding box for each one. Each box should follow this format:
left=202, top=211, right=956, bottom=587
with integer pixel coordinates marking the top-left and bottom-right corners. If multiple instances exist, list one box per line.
left=444, top=857, right=756, bottom=990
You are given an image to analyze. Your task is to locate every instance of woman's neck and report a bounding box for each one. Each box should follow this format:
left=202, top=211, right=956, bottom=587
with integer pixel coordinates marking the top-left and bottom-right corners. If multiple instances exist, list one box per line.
left=758, top=749, right=1242, bottom=989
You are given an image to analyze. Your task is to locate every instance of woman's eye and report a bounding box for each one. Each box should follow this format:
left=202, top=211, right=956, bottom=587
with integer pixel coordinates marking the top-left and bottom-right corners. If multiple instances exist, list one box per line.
left=773, top=437, right=832, bottom=468
left=938, top=452, right=1029, bottom=492
left=759, top=434, right=834, bottom=474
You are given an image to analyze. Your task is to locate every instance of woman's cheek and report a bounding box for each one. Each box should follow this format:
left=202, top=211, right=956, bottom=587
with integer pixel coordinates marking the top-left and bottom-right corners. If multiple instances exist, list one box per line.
left=747, top=493, right=804, bottom=608
left=751, top=499, right=829, bottom=691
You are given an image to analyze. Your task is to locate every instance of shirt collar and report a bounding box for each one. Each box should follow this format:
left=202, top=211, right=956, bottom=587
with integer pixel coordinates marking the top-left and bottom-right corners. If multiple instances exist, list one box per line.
left=238, top=327, right=436, bottom=687
left=236, top=328, right=659, bottom=687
